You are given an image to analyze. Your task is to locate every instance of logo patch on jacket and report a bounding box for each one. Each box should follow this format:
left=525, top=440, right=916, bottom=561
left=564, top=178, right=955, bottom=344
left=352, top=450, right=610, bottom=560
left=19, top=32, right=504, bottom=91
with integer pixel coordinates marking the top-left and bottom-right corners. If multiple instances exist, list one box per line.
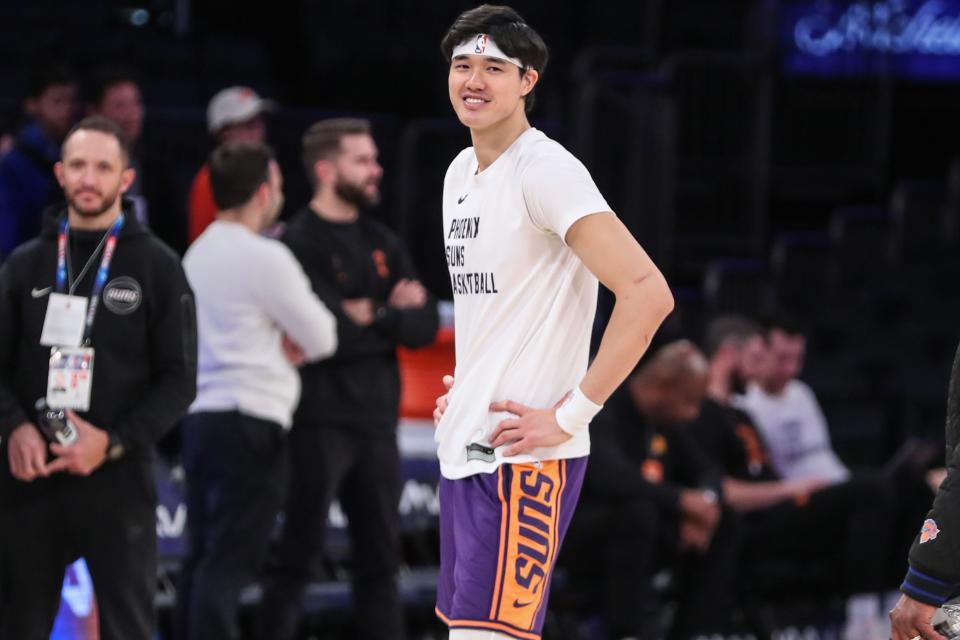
left=920, top=518, right=940, bottom=544
left=372, top=249, right=390, bottom=279
left=103, top=276, right=142, bottom=315
left=641, top=459, right=664, bottom=484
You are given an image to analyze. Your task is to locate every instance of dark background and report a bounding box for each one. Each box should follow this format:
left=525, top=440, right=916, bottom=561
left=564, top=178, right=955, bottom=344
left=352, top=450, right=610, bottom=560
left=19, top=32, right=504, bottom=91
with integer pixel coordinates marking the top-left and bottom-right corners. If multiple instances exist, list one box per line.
left=3, top=0, right=960, bottom=464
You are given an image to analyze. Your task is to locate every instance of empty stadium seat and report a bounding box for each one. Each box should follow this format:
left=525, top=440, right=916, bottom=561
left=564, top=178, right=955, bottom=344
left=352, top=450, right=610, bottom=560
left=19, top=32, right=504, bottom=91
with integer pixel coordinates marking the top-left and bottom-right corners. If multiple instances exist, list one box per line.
left=769, top=231, right=833, bottom=314
left=702, top=258, right=772, bottom=315
left=889, top=180, right=948, bottom=262
left=828, top=205, right=893, bottom=288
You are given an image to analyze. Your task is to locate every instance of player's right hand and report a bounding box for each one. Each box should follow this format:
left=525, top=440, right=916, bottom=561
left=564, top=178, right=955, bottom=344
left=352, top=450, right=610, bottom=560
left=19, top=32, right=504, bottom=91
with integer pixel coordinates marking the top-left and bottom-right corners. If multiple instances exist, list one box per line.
left=7, top=422, right=48, bottom=481
left=433, top=375, right=455, bottom=426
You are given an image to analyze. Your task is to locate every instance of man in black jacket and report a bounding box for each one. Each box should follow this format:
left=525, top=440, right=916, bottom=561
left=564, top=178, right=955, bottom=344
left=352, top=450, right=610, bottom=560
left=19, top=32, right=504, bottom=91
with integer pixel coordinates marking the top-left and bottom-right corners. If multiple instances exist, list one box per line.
left=0, top=116, right=196, bottom=639
left=891, top=342, right=960, bottom=640
left=562, top=340, right=739, bottom=640
left=258, top=118, right=438, bottom=640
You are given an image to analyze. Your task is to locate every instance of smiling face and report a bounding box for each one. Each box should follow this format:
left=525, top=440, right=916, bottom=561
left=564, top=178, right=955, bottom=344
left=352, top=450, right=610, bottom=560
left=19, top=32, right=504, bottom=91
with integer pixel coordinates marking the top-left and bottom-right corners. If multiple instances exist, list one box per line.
left=448, top=54, right=538, bottom=133
left=761, top=329, right=806, bottom=395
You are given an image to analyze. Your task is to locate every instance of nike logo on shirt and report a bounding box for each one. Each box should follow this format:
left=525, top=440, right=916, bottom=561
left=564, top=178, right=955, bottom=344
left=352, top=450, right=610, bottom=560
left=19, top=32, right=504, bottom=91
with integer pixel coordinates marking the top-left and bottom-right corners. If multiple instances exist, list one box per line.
left=30, top=286, right=52, bottom=298
left=513, top=599, right=533, bottom=608
left=458, top=194, right=468, bottom=205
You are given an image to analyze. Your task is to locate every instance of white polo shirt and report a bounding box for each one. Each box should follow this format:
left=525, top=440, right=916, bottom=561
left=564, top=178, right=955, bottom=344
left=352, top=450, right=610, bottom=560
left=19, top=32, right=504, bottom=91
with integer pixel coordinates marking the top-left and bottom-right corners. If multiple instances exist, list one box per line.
left=436, top=128, right=612, bottom=479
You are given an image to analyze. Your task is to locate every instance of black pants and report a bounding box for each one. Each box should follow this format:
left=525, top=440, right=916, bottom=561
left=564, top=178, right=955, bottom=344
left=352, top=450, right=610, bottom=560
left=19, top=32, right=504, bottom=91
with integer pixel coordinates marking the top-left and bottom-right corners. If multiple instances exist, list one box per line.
left=0, top=456, right=157, bottom=640
left=744, top=472, right=895, bottom=595
left=258, top=422, right=404, bottom=640
left=177, top=411, right=286, bottom=640
left=562, top=498, right=741, bottom=640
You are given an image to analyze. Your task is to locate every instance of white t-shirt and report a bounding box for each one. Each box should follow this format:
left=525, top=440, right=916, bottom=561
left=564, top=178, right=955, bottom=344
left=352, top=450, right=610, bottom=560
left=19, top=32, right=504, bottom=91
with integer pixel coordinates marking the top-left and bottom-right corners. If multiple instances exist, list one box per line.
left=436, top=128, right=612, bottom=479
left=184, top=220, right=338, bottom=428
left=734, top=380, right=850, bottom=484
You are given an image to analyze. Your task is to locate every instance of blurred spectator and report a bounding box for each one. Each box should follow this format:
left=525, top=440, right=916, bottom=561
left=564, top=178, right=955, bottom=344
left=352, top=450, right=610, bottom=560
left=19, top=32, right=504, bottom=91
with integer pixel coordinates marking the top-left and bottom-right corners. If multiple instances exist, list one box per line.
left=178, top=143, right=337, bottom=640
left=733, top=314, right=850, bottom=484
left=0, top=61, right=77, bottom=260
left=187, top=86, right=273, bottom=244
left=258, top=118, right=438, bottom=640
left=734, top=315, right=938, bottom=583
left=691, top=315, right=895, bottom=640
left=0, top=112, right=14, bottom=159
left=87, top=64, right=147, bottom=225
left=563, top=341, right=739, bottom=640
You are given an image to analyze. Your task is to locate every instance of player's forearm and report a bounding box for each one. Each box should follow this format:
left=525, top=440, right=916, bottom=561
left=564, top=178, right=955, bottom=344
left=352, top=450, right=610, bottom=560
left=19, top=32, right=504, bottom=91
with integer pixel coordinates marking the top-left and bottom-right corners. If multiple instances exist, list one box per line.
left=580, top=271, right=673, bottom=403
left=722, top=478, right=794, bottom=513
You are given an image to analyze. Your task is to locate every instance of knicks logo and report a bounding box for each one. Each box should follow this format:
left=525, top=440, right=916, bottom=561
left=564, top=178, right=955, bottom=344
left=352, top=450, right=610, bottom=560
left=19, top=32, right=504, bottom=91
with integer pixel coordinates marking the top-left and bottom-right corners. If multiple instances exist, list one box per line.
left=491, top=461, right=566, bottom=631
left=920, top=518, right=940, bottom=544
left=475, top=34, right=488, bottom=54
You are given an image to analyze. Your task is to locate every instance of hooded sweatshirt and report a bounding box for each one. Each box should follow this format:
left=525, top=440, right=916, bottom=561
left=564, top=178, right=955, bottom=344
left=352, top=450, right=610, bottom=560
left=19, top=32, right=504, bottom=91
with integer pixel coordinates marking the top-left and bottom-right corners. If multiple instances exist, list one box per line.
left=0, top=202, right=197, bottom=462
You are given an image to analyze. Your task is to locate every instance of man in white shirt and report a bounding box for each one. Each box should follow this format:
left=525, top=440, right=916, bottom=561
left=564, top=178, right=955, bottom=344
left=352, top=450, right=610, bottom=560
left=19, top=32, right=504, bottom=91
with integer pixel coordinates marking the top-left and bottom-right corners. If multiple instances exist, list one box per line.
left=177, top=142, right=337, bottom=640
left=433, top=6, right=674, bottom=640
left=734, top=315, right=850, bottom=485
left=732, top=315, right=903, bottom=639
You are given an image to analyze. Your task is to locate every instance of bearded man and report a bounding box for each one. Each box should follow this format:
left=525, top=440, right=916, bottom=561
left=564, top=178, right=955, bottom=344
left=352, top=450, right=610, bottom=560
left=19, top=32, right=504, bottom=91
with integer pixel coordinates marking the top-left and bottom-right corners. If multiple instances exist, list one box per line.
left=258, top=118, right=439, bottom=640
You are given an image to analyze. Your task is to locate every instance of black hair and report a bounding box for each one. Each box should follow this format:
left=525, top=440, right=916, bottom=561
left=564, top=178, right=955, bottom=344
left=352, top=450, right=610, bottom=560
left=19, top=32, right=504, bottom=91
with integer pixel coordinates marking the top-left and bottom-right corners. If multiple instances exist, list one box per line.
left=26, top=60, right=76, bottom=99
left=208, top=142, right=275, bottom=210
left=441, top=4, right=548, bottom=113
left=63, top=116, right=131, bottom=166
left=87, top=64, right=141, bottom=106
left=703, top=315, right=763, bottom=358
left=759, top=311, right=805, bottom=342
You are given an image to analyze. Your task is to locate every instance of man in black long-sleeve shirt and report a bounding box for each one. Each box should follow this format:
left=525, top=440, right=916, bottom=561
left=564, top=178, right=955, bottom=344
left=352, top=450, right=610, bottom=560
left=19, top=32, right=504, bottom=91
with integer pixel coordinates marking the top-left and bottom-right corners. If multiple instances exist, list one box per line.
left=259, top=118, right=438, bottom=640
left=0, top=116, right=196, bottom=640
left=562, top=341, right=739, bottom=640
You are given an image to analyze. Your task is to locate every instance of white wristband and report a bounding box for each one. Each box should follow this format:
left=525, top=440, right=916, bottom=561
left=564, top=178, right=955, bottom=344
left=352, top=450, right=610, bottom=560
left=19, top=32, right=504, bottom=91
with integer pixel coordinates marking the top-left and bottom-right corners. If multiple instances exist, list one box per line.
left=554, top=386, right=603, bottom=436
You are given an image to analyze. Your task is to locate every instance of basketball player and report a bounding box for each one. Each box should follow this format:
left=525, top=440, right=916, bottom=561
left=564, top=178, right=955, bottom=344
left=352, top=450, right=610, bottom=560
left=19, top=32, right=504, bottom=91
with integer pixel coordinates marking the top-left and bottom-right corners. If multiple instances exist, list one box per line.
left=434, top=6, right=674, bottom=639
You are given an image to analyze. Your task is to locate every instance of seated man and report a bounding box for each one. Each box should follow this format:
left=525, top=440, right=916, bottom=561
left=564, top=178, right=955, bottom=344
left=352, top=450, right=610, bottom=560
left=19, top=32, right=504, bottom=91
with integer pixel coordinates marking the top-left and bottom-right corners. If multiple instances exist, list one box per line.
left=732, top=315, right=850, bottom=484
left=561, top=341, right=739, bottom=640
left=693, top=315, right=895, bottom=639
left=733, top=314, right=939, bottom=583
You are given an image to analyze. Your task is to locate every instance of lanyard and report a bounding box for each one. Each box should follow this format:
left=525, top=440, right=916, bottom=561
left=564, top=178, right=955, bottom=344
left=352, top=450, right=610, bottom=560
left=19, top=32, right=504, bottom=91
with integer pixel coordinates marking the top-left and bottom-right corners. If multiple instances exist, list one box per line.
left=55, top=214, right=125, bottom=344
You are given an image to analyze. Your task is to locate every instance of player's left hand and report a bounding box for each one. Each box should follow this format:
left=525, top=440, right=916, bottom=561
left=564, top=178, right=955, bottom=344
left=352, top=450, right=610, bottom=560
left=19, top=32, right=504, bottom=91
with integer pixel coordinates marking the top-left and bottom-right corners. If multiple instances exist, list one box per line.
left=489, top=398, right=572, bottom=456
left=46, top=410, right=109, bottom=476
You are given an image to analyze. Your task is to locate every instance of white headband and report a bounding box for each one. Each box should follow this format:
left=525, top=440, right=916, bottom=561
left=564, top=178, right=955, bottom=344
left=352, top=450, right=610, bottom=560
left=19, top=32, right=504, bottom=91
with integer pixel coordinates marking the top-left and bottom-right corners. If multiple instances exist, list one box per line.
left=452, top=33, right=524, bottom=69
